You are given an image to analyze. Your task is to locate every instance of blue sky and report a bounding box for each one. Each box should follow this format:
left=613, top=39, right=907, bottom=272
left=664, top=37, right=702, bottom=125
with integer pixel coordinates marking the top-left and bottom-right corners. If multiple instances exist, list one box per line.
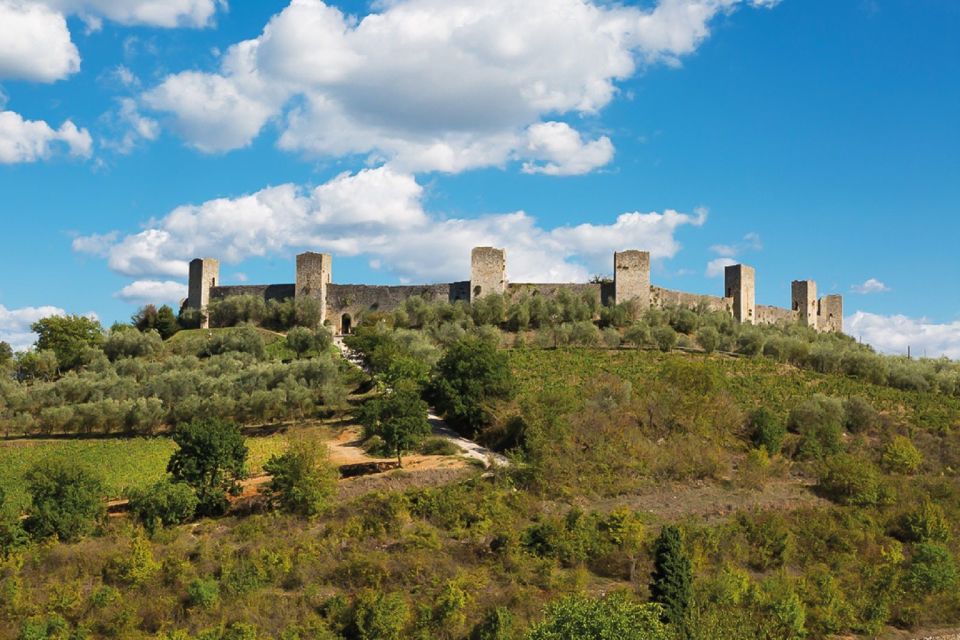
left=0, top=0, right=958, bottom=357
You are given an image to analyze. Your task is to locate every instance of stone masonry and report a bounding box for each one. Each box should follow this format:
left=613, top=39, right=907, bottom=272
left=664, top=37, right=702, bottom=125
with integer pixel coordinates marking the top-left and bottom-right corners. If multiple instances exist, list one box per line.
left=187, top=247, right=844, bottom=334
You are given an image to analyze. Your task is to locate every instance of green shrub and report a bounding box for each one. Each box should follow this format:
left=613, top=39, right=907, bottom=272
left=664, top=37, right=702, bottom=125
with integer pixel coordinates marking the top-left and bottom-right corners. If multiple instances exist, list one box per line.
left=623, top=323, right=650, bottom=348
left=261, top=435, right=338, bottom=517
left=736, top=329, right=765, bottom=357
left=350, top=590, right=410, bottom=640
left=788, top=395, right=844, bottom=460
left=652, top=326, right=677, bottom=352
left=167, top=418, right=248, bottom=517
left=899, top=500, right=950, bottom=543
left=842, top=396, right=877, bottom=434
left=881, top=435, right=923, bottom=474
left=526, top=592, right=667, bottom=640
left=471, top=607, right=514, bottom=640
left=739, top=512, right=792, bottom=570
left=749, top=408, right=785, bottom=455
left=187, top=578, right=220, bottom=610
left=127, top=478, right=199, bottom=533
left=23, top=459, right=105, bottom=542
left=905, top=542, right=958, bottom=595
left=696, top=326, right=720, bottom=354
left=818, top=454, right=882, bottom=506
left=418, top=437, right=460, bottom=456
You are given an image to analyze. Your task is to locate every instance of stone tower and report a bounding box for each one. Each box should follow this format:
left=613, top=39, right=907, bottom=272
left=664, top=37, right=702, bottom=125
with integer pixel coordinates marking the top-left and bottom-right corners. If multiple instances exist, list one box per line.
left=296, top=252, right=332, bottom=324
left=470, top=247, right=506, bottom=301
left=818, top=295, right=843, bottom=333
left=791, top=280, right=818, bottom=329
left=613, top=250, right=651, bottom=309
left=724, top=264, right=756, bottom=324
left=187, top=257, right=220, bottom=329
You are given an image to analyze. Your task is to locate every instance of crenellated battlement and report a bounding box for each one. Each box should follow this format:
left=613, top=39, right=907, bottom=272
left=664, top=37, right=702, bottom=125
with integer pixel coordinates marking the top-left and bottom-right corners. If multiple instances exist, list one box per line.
left=186, top=248, right=844, bottom=334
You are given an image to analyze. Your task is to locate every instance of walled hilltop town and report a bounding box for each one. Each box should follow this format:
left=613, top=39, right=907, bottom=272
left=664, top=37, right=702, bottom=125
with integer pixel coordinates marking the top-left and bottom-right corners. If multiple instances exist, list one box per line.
left=186, top=247, right=843, bottom=335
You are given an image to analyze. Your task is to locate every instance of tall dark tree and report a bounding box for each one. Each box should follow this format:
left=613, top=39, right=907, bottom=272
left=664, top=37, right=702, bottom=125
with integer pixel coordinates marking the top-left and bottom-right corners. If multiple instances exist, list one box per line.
left=155, top=305, right=181, bottom=339
left=430, top=335, right=515, bottom=437
left=650, top=525, right=692, bottom=626
left=167, top=419, right=248, bottom=517
left=0, top=341, right=12, bottom=368
left=132, top=304, right=159, bottom=332
left=30, top=315, right=104, bottom=371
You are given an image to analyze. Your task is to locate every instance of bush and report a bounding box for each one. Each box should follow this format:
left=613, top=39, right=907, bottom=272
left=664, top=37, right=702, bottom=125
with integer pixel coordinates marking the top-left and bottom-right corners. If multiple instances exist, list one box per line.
left=24, top=459, right=105, bottom=542
left=261, top=435, right=338, bottom=517
left=471, top=607, right=514, bottom=640
left=697, top=326, right=720, bottom=354
left=601, top=327, right=621, bottom=349
left=350, top=590, right=410, bottom=640
left=842, top=396, right=877, bottom=434
left=736, top=329, right=765, bottom=357
left=905, top=542, right=958, bottom=595
left=526, top=592, right=667, bottom=640
left=418, top=437, right=460, bottom=456
left=749, top=408, right=786, bottom=455
left=103, top=329, right=163, bottom=361
left=651, top=326, right=677, bottom=353
left=881, top=435, right=923, bottom=474
left=788, top=395, right=844, bottom=460
left=818, top=454, right=882, bottom=506
left=286, top=326, right=316, bottom=358
left=127, top=479, right=199, bottom=533
left=898, top=500, right=950, bottom=543
left=187, top=578, right=220, bottom=610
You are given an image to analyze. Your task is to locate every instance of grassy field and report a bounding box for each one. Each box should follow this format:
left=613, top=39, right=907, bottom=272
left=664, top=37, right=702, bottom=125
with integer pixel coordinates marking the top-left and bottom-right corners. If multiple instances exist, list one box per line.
left=0, top=433, right=290, bottom=510
left=508, top=347, right=960, bottom=433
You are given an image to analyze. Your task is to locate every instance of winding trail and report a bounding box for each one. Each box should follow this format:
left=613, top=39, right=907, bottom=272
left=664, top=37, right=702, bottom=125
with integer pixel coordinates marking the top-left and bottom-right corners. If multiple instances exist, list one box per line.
left=333, top=335, right=509, bottom=469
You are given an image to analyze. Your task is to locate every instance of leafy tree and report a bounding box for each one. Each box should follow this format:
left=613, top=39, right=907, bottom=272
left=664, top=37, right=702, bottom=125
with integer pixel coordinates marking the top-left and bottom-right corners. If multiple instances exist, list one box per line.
left=749, top=407, right=786, bottom=455
left=471, top=607, right=515, bottom=640
left=696, top=325, right=720, bottom=354
left=155, top=305, right=181, bottom=339
left=187, top=578, right=220, bottom=610
left=350, top=589, right=410, bottom=640
left=15, top=350, right=59, bottom=382
left=103, top=328, right=163, bottom=361
left=881, top=435, right=923, bottom=474
left=286, top=326, right=316, bottom=358
left=0, top=341, right=12, bottom=368
left=132, top=304, right=159, bottom=332
left=818, top=453, right=882, bottom=506
left=431, top=335, right=515, bottom=437
left=127, top=478, right=200, bottom=533
left=23, top=459, right=105, bottom=542
left=650, top=525, right=692, bottom=625
left=899, top=500, right=950, bottom=543
left=167, top=419, right=248, bottom=517
left=842, top=396, right=877, bottom=433
left=526, top=592, right=667, bottom=640
left=359, top=385, right=431, bottom=466
left=905, top=542, right=958, bottom=595
left=652, top=325, right=677, bottom=352
left=30, top=314, right=104, bottom=371
left=788, top=394, right=844, bottom=460
left=261, top=434, right=338, bottom=516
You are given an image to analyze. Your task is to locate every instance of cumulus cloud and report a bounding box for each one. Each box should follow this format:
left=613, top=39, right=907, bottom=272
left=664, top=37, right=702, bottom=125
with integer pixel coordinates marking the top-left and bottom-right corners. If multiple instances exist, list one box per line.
left=0, top=303, right=66, bottom=351
left=114, top=280, right=187, bottom=304
left=142, top=0, right=778, bottom=172
left=705, top=257, right=737, bottom=278
left=846, top=311, right=960, bottom=360
left=99, top=98, right=160, bottom=154
left=705, top=231, right=761, bottom=276
left=0, top=1, right=79, bottom=82
left=851, top=278, right=890, bottom=294
left=0, top=0, right=223, bottom=84
left=0, top=110, right=92, bottom=163
left=74, top=167, right=707, bottom=288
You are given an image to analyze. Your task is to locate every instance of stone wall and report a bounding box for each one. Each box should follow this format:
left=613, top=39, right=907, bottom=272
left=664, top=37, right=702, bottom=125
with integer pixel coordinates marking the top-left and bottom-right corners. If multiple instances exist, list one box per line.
left=756, top=305, right=797, bottom=326
left=651, top=286, right=732, bottom=314
left=326, top=282, right=469, bottom=333
left=506, top=282, right=606, bottom=304
left=209, top=284, right=295, bottom=302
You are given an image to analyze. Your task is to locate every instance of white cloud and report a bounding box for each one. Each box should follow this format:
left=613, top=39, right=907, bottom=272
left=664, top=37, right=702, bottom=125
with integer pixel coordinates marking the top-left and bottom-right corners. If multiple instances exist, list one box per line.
left=75, top=167, right=707, bottom=287
left=0, top=0, right=223, bottom=84
left=522, top=122, right=614, bottom=176
left=846, top=311, right=960, bottom=360
left=114, top=280, right=187, bottom=304
left=0, top=110, right=92, bottom=163
left=0, top=304, right=66, bottom=351
left=851, top=278, right=890, bottom=294
left=705, top=257, right=737, bottom=278
left=100, top=97, right=160, bottom=154
left=0, top=1, right=79, bottom=82
left=142, top=0, right=778, bottom=172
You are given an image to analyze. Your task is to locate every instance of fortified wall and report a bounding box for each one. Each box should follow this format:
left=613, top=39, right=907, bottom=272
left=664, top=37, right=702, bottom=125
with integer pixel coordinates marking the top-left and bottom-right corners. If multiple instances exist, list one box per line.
left=187, top=248, right=843, bottom=334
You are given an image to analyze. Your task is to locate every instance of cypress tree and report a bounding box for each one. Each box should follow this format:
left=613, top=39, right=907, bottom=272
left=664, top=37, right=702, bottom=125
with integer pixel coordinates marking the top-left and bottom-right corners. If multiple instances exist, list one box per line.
left=650, top=525, right=692, bottom=625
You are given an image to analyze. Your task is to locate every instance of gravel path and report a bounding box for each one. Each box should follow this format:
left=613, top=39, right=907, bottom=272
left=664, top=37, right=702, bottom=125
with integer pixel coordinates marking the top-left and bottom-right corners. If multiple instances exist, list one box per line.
left=334, top=335, right=509, bottom=469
